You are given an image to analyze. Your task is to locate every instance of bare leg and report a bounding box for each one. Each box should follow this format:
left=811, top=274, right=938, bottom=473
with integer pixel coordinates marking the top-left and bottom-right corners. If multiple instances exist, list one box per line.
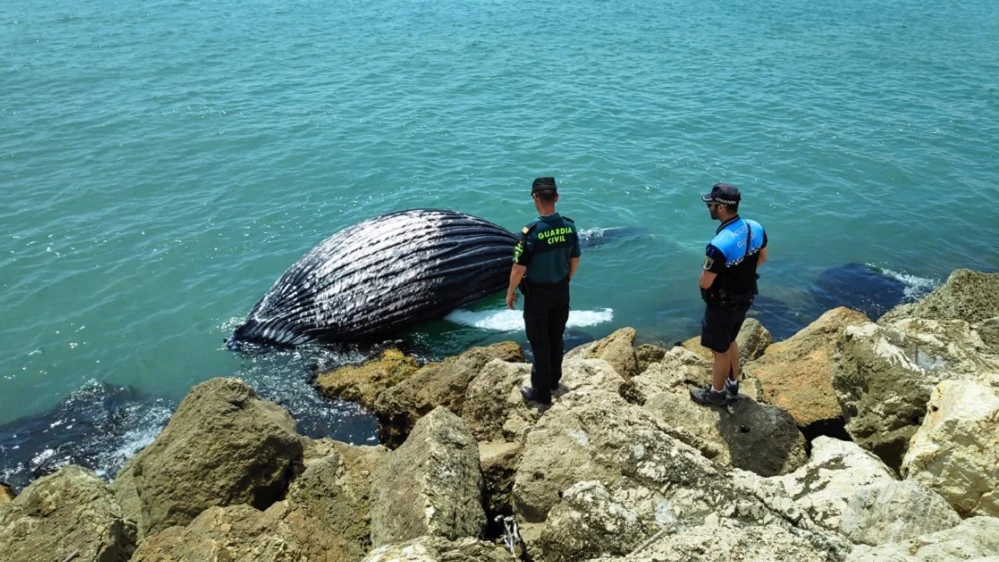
left=727, top=341, right=740, bottom=382
left=711, top=350, right=730, bottom=392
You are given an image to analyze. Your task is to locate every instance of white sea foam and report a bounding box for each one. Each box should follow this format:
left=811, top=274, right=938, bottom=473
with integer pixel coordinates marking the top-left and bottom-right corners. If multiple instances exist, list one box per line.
left=869, top=265, right=940, bottom=301
left=445, top=308, right=614, bottom=332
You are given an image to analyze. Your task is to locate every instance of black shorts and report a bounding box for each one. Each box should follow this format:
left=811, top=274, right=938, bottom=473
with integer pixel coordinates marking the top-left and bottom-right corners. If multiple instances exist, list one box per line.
left=700, top=304, right=749, bottom=353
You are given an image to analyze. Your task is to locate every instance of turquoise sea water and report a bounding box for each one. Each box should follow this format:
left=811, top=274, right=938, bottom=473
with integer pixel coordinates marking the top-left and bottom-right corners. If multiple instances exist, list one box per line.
left=2, top=0, right=998, bottom=485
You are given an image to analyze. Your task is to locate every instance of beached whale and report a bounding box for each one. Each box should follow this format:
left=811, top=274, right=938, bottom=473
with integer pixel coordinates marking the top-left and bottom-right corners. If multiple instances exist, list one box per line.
left=227, top=209, right=522, bottom=348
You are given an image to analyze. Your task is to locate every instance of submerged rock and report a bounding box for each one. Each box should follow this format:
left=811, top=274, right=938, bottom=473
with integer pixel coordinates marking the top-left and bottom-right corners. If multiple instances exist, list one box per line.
left=0, top=465, right=136, bottom=562
left=314, top=348, right=419, bottom=409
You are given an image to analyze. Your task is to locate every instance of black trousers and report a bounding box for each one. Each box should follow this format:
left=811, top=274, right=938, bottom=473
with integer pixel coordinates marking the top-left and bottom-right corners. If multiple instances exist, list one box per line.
left=523, top=280, right=570, bottom=402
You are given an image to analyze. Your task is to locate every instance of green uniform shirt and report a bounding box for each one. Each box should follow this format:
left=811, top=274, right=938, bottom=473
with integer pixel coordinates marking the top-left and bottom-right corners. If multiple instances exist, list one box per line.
left=513, top=213, right=581, bottom=284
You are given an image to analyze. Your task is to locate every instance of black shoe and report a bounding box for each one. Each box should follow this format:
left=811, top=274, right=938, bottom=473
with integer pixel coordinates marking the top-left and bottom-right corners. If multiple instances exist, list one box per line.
left=551, top=382, right=561, bottom=392
left=725, top=378, right=739, bottom=400
left=521, top=386, right=551, bottom=405
left=689, top=385, right=729, bottom=407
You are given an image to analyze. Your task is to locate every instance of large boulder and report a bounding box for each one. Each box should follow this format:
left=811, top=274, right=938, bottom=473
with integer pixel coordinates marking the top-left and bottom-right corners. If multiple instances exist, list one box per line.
left=121, top=378, right=304, bottom=538
left=832, top=319, right=999, bottom=470
left=839, top=480, right=961, bottom=546
left=131, top=502, right=340, bottom=562
left=314, top=348, right=419, bottom=409
left=681, top=317, right=773, bottom=365
left=977, top=317, right=999, bottom=355
left=901, top=380, right=999, bottom=518
left=461, top=358, right=626, bottom=445
left=285, top=439, right=388, bottom=561
left=642, top=389, right=807, bottom=476
left=361, top=536, right=513, bottom=562
left=733, top=437, right=896, bottom=533
left=745, top=307, right=870, bottom=428
left=370, top=407, right=485, bottom=546
left=846, top=516, right=999, bottom=562
left=460, top=359, right=537, bottom=443
left=374, top=342, right=523, bottom=447
left=632, top=346, right=803, bottom=476
left=563, top=328, right=640, bottom=379
left=879, top=269, right=999, bottom=325
left=511, top=391, right=849, bottom=562
left=589, top=520, right=850, bottom=562
left=0, top=465, right=136, bottom=562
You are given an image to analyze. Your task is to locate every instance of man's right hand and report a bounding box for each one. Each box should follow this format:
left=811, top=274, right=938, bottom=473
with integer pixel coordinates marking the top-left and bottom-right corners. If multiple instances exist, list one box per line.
left=506, top=290, right=518, bottom=310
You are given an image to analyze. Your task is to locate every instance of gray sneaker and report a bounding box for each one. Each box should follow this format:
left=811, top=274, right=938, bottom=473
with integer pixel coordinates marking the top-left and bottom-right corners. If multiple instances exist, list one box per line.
left=690, top=386, right=729, bottom=407
left=725, top=378, right=740, bottom=400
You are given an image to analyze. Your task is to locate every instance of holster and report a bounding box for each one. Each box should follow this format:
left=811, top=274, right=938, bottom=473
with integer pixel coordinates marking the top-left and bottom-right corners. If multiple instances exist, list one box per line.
left=704, top=288, right=753, bottom=309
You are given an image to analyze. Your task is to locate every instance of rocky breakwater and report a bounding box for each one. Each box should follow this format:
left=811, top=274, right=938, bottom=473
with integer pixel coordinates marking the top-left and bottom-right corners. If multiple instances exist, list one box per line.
left=2, top=267, right=998, bottom=562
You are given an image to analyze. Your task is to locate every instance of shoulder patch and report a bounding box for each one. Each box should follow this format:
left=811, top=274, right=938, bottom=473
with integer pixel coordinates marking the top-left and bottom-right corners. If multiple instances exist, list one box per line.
left=521, top=227, right=531, bottom=235
left=703, top=256, right=714, bottom=270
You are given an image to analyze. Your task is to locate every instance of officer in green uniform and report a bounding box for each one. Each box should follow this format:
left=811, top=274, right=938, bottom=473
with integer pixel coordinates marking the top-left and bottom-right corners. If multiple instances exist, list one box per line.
left=506, top=177, right=581, bottom=405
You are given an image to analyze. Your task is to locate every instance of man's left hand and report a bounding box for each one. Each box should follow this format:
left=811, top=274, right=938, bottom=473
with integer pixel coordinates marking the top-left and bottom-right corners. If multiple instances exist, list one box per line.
left=506, top=290, right=518, bottom=310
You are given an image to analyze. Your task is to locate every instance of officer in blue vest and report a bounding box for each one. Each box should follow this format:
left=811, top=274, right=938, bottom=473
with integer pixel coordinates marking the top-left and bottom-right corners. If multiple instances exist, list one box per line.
left=690, top=183, right=768, bottom=406
left=506, top=177, right=581, bottom=406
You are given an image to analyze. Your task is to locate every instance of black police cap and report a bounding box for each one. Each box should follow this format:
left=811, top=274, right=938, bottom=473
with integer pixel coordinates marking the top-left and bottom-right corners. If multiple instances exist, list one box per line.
left=701, top=183, right=741, bottom=205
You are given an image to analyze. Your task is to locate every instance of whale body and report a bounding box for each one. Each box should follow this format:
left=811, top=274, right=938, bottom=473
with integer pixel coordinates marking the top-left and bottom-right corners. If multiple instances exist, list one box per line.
left=228, top=209, right=519, bottom=348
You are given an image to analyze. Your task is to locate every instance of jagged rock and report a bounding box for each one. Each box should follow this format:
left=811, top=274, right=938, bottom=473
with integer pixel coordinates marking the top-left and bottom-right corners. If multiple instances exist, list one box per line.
left=361, top=536, right=513, bottom=562
left=131, top=502, right=340, bottom=562
left=286, top=439, right=388, bottom=561
left=461, top=359, right=537, bottom=443
left=839, top=480, right=961, bottom=546
left=111, top=456, right=142, bottom=528
left=534, top=480, right=650, bottom=562
left=479, top=441, right=522, bottom=520
left=681, top=317, right=773, bottom=364
left=832, top=319, right=999, bottom=470
left=314, top=348, right=419, bottom=409
left=635, top=343, right=668, bottom=374
left=370, top=407, right=485, bottom=546
left=563, top=328, right=640, bottom=379
left=901, top=380, right=999, bottom=518
left=733, top=437, right=896, bottom=532
left=977, top=317, right=999, bottom=355
left=0, top=465, right=136, bottom=562
left=589, top=519, right=851, bottom=562
left=643, top=389, right=807, bottom=476
left=0, top=482, right=13, bottom=505
left=846, top=516, right=999, bottom=561
left=626, top=346, right=760, bottom=406
left=510, top=389, right=848, bottom=562
left=374, top=342, right=523, bottom=447
left=121, top=377, right=304, bottom=538
left=461, top=358, right=626, bottom=445
left=879, top=269, right=999, bottom=325
left=745, top=307, right=870, bottom=428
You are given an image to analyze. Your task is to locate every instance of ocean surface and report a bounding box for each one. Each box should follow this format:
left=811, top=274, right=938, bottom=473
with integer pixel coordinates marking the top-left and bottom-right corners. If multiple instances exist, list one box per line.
left=2, top=0, right=997, bottom=490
